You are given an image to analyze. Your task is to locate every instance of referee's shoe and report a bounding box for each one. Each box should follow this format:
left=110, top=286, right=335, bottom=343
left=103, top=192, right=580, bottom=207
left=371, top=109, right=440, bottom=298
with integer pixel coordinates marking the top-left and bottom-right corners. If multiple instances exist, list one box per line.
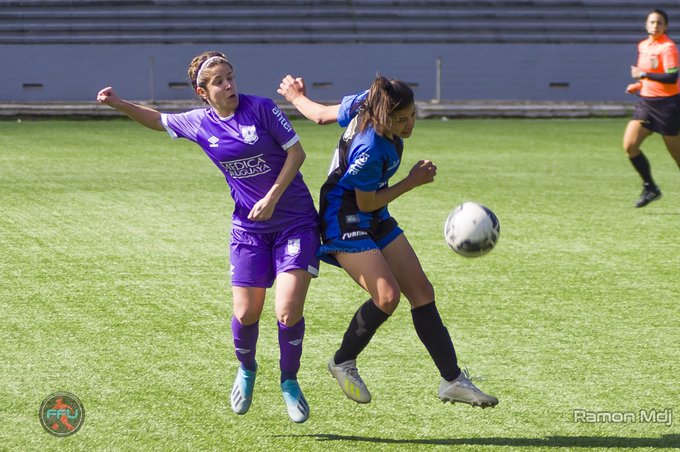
left=636, top=183, right=662, bottom=208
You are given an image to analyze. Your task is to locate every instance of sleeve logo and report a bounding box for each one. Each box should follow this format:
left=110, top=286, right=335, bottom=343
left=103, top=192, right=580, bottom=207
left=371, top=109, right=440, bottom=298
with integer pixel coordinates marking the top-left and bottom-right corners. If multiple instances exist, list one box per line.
left=348, top=153, right=369, bottom=176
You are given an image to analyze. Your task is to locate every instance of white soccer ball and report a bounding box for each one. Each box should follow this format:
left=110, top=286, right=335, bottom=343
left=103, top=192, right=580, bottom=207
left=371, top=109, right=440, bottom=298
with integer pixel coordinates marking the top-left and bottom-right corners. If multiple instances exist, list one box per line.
left=444, top=202, right=500, bottom=257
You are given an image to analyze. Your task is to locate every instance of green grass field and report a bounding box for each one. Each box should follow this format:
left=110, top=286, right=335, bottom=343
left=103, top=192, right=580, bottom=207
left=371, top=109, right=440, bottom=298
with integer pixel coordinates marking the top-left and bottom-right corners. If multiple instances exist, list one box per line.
left=1, top=117, right=678, bottom=451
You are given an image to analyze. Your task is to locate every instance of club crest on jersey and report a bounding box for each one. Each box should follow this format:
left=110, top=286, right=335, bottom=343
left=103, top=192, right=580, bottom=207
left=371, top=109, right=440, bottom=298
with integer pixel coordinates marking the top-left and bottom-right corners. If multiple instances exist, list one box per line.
left=649, top=56, right=659, bottom=69
left=286, top=239, right=301, bottom=256
left=343, top=116, right=358, bottom=141
left=240, top=125, right=259, bottom=145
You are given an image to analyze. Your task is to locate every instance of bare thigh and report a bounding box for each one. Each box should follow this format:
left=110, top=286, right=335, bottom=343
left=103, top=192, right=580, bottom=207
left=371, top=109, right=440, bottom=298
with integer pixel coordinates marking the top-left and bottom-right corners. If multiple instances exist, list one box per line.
left=335, top=250, right=401, bottom=315
left=381, top=233, right=435, bottom=308
left=232, top=286, right=266, bottom=326
left=623, top=120, right=653, bottom=157
left=274, top=269, right=312, bottom=326
left=662, top=134, right=680, bottom=167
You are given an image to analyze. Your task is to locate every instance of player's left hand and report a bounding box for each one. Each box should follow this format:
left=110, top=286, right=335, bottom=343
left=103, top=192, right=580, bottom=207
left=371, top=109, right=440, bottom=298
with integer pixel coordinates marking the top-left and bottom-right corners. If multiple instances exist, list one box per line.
left=248, top=197, right=276, bottom=221
left=407, top=159, right=437, bottom=187
left=625, top=83, right=641, bottom=94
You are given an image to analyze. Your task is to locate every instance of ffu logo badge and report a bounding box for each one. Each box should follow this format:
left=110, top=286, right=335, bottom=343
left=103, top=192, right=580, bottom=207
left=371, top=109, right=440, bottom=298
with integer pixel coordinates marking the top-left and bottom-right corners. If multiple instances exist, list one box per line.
left=39, top=392, right=85, bottom=437
left=240, top=125, right=259, bottom=145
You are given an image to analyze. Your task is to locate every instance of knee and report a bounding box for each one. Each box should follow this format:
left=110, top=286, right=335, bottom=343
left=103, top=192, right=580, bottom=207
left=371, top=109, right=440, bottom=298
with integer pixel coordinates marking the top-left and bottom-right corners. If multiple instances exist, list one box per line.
left=407, top=280, right=435, bottom=308
left=232, top=297, right=262, bottom=326
left=420, top=281, right=435, bottom=304
left=374, top=288, right=401, bottom=315
left=623, top=142, right=640, bottom=157
left=233, top=311, right=258, bottom=326
left=276, top=302, right=304, bottom=326
left=277, top=311, right=303, bottom=327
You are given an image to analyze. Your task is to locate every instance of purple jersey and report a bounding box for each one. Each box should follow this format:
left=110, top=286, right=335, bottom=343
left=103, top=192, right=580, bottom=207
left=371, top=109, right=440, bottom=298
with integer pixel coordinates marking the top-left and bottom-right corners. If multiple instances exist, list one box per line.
left=161, top=94, right=318, bottom=233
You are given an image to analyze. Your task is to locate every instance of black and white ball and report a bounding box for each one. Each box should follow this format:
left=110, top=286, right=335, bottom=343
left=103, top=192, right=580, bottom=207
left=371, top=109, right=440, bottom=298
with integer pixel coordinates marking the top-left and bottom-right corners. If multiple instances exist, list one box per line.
left=444, top=202, right=500, bottom=257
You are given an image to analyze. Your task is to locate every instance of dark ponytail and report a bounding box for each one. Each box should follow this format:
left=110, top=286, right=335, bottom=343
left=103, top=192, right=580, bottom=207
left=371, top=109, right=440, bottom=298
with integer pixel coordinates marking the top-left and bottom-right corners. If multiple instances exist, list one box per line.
left=358, top=76, right=414, bottom=136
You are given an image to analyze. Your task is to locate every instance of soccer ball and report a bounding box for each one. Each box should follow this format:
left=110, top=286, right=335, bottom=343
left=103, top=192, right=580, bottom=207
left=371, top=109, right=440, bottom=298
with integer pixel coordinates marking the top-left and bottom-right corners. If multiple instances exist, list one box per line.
left=444, top=202, right=500, bottom=257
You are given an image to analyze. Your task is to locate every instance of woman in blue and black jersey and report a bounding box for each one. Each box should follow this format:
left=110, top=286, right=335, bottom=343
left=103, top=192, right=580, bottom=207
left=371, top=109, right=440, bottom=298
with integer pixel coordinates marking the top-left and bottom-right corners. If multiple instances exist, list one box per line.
left=278, top=75, right=498, bottom=409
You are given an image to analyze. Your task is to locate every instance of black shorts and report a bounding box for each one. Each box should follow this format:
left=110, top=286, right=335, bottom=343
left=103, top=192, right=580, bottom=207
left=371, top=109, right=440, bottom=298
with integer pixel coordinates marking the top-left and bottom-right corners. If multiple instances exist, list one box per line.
left=632, top=95, right=680, bottom=136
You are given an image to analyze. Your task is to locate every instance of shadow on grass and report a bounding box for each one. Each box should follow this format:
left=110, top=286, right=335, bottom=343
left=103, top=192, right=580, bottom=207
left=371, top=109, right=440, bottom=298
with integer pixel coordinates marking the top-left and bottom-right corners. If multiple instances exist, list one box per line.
left=275, top=434, right=680, bottom=448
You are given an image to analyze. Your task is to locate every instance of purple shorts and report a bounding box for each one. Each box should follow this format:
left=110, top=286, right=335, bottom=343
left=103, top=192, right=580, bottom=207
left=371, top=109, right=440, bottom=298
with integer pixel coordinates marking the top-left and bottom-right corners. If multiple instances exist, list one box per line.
left=230, top=223, right=320, bottom=288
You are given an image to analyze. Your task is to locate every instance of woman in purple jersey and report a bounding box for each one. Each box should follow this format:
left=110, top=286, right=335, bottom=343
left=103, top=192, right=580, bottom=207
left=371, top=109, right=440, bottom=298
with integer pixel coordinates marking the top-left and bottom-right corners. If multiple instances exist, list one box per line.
left=278, top=75, right=498, bottom=409
left=97, top=51, right=319, bottom=423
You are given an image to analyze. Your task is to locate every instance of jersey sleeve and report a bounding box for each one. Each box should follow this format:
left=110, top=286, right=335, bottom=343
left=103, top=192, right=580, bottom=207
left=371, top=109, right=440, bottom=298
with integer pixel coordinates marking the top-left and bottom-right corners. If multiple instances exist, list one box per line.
left=661, top=42, right=679, bottom=72
left=260, top=98, right=300, bottom=150
left=338, top=90, right=369, bottom=127
left=161, top=110, right=205, bottom=142
left=636, top=40, right=645, bottom=68
left=343, top=142, right=385, bottom=192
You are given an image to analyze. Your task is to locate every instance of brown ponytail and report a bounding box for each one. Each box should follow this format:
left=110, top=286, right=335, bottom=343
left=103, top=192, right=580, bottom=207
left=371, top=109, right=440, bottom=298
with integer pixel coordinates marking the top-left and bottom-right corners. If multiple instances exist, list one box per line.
left=358, top=76, right=414, bottom=136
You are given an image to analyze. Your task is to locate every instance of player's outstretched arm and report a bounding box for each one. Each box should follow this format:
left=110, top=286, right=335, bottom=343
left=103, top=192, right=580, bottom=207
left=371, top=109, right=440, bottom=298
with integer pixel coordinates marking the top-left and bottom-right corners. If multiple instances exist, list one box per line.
left=96, top=87, right=165, bottom=131
left=278, top=75, right=340, bottom=125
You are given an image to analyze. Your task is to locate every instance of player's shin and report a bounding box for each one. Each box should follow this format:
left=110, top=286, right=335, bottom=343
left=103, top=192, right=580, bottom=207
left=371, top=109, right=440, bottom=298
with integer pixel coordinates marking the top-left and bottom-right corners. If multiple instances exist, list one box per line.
left=278, top=317, right=305, bottom=382
left=334, top=298, right=389, bottom=364
left=411, top=301, right=461, bottom=381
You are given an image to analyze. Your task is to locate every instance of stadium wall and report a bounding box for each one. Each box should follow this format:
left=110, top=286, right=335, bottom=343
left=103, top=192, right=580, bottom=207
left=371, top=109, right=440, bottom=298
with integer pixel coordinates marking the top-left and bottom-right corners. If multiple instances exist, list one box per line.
left=1, top=42, right=635, bottom=104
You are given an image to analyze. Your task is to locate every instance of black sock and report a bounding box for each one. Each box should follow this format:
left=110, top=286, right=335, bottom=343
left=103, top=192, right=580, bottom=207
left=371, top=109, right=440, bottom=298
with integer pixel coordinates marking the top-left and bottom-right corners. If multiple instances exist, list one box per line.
left=411, top=302, right=461, bottom=382
left=334, top=299, right=389, bottom=364
left=629, top=152, right=656, bottom=187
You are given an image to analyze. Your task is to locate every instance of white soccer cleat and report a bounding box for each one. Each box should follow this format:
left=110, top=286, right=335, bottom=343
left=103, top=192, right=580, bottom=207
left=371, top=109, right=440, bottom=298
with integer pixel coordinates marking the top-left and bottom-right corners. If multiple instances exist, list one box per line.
left=281, top=379, right=310, bottom=423
left=438, top=372, right=498, bottom=408
left=327, top=358, right=372, bottom=404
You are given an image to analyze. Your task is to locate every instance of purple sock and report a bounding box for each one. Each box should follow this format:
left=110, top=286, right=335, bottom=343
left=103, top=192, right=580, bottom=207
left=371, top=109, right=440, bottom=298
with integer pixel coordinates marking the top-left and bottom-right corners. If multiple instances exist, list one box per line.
left=278, top=317, right=305, bottom=382
left=231, top=316, right=258, bottom=371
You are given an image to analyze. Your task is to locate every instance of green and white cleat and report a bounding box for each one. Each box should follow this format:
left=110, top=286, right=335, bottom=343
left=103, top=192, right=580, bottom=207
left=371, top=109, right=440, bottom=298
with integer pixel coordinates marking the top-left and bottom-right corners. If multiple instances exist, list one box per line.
left=327, top=358, right=372, bottom=404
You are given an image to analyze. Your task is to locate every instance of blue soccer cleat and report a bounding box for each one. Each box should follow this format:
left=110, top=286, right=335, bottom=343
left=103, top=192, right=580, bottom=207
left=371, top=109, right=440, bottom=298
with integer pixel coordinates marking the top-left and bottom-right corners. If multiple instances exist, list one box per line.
left=281, top=379, right=310, bottom=423
left=230, top=363, right=257, bottom=415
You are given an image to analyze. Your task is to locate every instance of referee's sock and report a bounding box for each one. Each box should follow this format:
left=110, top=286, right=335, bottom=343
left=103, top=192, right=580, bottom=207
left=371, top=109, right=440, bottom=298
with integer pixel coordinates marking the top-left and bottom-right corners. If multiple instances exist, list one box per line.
left=411, top=301, right=461, bottom=382
left=629, top=152, right=657, bottom=187
left=334, top=299, right=389, bottom=364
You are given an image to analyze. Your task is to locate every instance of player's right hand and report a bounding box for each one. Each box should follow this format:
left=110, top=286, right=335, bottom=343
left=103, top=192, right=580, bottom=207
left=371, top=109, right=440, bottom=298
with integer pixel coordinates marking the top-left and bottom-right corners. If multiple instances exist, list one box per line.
left=278, top=75, right=306, bottom=102
left=96, top=86, right=120, bottom=106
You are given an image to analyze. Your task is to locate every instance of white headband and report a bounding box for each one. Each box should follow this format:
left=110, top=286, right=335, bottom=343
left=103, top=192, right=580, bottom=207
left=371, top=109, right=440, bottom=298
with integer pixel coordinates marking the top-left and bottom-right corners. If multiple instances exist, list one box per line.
left=196, top=56, right=227, bottom=83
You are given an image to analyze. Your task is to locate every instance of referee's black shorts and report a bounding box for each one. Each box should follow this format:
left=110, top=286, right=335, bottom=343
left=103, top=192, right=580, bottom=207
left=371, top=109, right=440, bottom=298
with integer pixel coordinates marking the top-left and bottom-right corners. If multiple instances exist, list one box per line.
left=633, top=95, right=680, bottom=136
